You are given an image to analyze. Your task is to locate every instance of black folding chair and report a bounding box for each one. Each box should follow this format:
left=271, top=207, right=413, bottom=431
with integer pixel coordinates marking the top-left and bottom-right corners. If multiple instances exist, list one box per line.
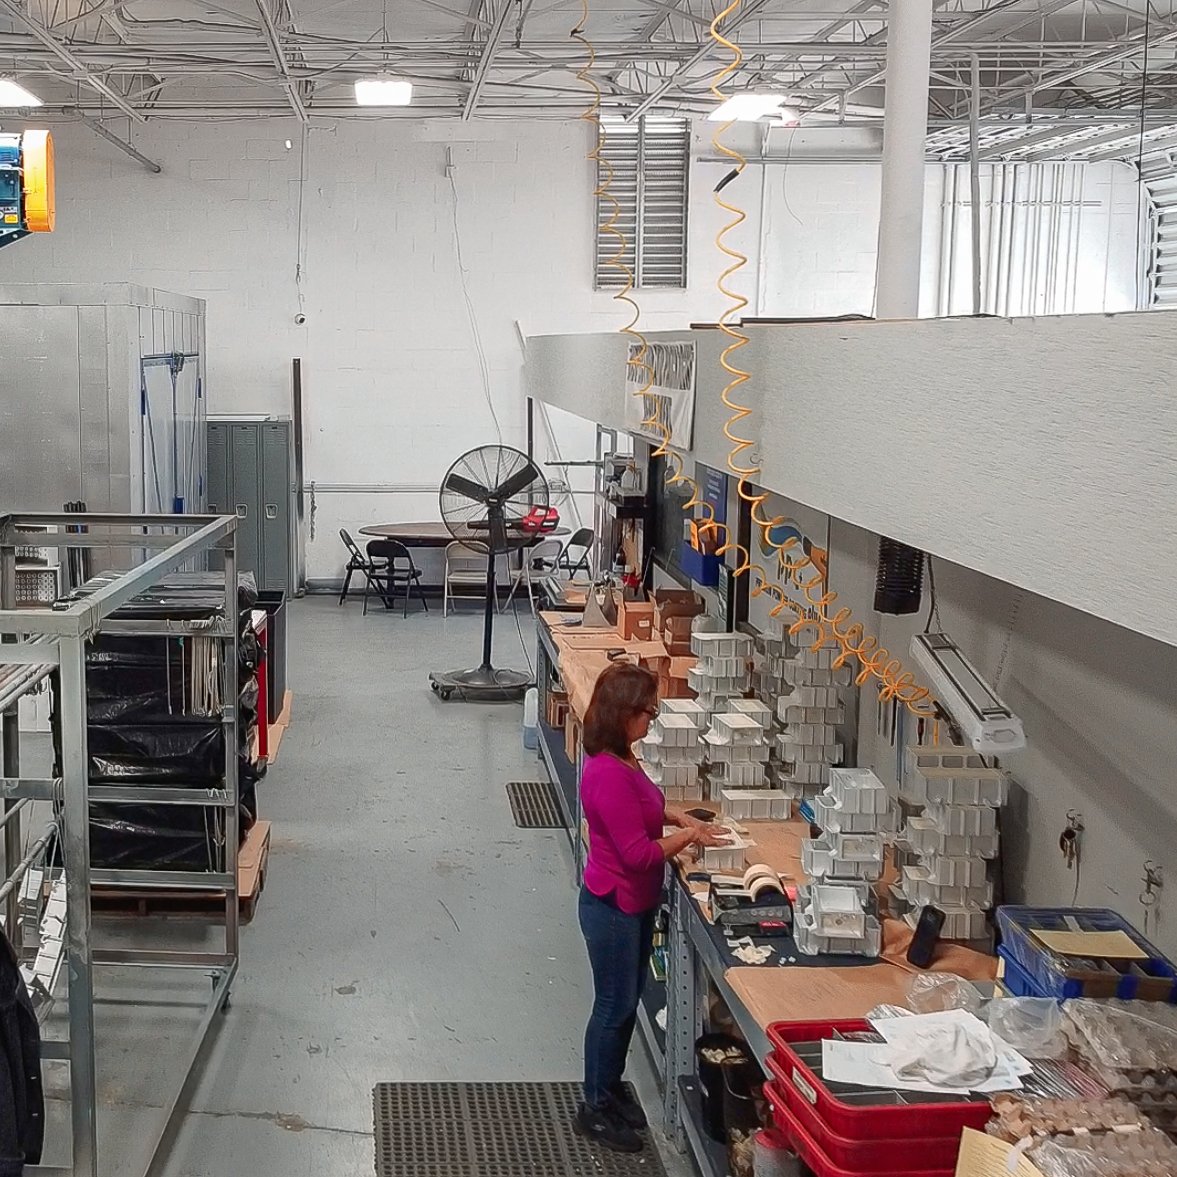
left=339, top=529, right=384, bottom=605
left=363, top=540, right=429, bottom=618
left=558, top=527, right=594, bottom=578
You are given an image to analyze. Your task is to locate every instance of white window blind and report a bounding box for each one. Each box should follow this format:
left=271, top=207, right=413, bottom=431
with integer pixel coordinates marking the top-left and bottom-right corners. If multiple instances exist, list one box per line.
left=595, top=116, right=689, bottom=290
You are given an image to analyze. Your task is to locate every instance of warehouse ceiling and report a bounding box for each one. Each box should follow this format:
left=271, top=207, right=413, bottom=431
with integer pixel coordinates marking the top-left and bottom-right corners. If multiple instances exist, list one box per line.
left=1, top=0, right=1176, bottom=162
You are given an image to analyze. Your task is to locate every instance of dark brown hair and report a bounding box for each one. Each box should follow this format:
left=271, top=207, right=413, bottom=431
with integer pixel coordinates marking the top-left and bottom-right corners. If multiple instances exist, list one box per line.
left=583, top=662, right=659, bottom=759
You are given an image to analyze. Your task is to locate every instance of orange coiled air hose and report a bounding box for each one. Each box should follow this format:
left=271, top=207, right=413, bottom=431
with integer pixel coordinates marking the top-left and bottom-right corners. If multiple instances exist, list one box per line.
left=573, top=3, right=653, bottom=407
left=702, top=3, right=934, bottom=715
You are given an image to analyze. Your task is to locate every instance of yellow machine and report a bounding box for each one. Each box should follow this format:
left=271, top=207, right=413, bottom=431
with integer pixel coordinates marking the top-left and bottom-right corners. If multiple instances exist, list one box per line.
left=0, top=129, right=54, bottom=247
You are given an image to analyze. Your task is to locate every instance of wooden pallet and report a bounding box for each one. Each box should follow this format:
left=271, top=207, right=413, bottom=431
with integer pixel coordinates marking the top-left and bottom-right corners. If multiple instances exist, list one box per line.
left=91, top=820, right=272, bottom=922
left=267, top=690, right=294, bottom=765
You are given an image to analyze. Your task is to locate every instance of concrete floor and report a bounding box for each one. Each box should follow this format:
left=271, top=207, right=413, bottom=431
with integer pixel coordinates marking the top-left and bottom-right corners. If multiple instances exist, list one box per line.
left=39, top=596, right=689, bottom=1176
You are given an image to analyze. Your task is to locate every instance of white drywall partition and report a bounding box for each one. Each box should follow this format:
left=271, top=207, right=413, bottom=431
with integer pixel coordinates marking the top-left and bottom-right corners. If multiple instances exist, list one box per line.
left=751, top=311, right=1177, bottom=648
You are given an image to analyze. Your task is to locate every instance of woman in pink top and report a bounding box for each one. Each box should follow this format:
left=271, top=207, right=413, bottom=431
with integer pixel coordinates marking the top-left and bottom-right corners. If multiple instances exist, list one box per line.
left=574, top=662, right=724, bottom=1154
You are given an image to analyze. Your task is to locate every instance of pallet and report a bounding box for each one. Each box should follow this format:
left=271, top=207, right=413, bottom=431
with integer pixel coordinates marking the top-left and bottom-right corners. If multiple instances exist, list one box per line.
left=91, top=820, right=272, bottom=923
left=267, top=690, right=294, bottom=765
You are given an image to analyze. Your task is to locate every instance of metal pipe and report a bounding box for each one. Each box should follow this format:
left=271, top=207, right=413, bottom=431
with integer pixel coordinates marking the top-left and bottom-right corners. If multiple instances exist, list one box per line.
left=969, top=53, right=983, bottom=316
left=64, top=110, right=162, bottom=173
left=994, top=163, right=1010, bottom=316
left=876, top=0, right=934, bottom=319
left=223, top=539, right=240, bottom=963
left=945, top=164, right=960, bottom=315
left=0, top=799, right=30, bottom=831
left=0, top=822, right=56, bottom=904
left=57, top=631, right=99, bottom=1177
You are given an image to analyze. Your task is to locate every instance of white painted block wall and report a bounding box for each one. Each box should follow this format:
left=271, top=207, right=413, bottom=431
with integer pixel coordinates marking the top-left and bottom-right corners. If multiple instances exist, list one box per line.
left=0, top=119, right=1137, bottom=582
left=0, top=119, right=753, bottom=580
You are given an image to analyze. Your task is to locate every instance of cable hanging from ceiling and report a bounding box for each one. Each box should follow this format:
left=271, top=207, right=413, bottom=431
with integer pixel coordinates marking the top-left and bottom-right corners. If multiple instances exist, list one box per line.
left=572, top=0, right=654, bottom=414
left=692, top=0, right=937, bottom=716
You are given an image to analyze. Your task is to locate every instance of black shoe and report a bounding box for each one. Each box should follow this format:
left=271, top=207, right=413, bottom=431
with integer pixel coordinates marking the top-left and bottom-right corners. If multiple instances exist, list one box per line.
left=573, top=1102, right=643, bottom=1154
left=608, top=1084, right=648, bottom=1131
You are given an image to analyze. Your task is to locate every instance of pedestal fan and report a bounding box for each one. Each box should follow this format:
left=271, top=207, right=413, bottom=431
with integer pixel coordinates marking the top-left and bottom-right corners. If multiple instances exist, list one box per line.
left=429, top=445, right=554, bottom=702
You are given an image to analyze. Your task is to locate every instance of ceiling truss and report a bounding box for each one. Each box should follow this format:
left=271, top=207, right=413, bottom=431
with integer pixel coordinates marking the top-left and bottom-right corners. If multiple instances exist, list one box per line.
left=0, top=0, right=1171, bottom=166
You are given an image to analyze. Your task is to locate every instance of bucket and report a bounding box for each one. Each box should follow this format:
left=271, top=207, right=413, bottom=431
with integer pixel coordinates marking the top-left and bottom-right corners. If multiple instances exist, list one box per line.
left=696, top=1033, right=759, bottom=1144
left=522, top=687, right=539, bottom=750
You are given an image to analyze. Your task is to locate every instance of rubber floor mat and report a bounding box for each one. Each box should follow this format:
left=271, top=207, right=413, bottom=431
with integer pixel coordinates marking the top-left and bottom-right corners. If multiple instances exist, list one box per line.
left=505, top=780, right=564, bottom=829
left=372, top=1081, right=668, bottom=1177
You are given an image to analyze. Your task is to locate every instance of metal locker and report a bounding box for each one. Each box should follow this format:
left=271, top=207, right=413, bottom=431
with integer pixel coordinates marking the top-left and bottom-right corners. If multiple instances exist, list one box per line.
left=230, top=423, right=262, bottom=585
left=260, top=422, right=291, bottom=594
left=205, top=422, right=230, bottom=516
left=206, top=417, right=293, bottom=593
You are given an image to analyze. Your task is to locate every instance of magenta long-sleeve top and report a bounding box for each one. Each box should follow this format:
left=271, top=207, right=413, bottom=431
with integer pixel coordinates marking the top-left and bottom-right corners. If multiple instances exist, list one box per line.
left=580, top=752, right=667, bottom=915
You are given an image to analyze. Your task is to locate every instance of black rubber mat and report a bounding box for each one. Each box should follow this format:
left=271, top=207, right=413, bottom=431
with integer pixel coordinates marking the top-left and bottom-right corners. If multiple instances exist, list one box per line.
left=505, top=780, right=563, bottom=829
left=372, top=1081, right=668, bottom=1177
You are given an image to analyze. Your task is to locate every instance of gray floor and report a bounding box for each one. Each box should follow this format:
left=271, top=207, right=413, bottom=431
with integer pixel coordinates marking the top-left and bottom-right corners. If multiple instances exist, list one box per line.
left=39, top=596, right=688, bottom=1176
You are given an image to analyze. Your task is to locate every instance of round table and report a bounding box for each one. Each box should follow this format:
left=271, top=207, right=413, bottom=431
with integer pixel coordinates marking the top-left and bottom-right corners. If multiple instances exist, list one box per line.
left=359, top=522, right=569, bottom=548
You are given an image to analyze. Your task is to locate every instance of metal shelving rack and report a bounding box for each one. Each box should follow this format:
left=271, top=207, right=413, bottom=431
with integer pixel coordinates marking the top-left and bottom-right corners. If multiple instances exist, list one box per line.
left=0, top=512, right=240, bottom=1177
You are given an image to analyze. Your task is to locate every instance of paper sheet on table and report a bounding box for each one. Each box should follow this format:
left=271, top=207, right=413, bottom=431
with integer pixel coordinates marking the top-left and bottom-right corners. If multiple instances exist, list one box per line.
left=872, top=1009, right=1033, bottom=1076
left=822, top=1038, right=1025, bottom=1096
left=1030, top=928, right=1147, bottom=960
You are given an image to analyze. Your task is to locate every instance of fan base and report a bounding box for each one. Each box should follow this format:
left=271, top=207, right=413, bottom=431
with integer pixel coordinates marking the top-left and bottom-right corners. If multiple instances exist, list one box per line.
left=429, top=665, right=532, bottom=702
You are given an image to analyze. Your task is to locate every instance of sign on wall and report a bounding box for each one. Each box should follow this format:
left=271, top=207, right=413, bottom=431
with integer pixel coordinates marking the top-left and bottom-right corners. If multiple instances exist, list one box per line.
left=746, top=491, right=830, bottom=635
left=624, top=341, right=696, bottom=448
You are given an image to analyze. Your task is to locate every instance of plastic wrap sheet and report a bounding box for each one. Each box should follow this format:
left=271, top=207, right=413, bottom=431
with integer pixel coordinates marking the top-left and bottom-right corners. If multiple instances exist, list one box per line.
left=1062, top=1000, right=1177, bottom=1135
left=86, top=721, right=224, bottom=784
left=88, top=804, right=226, bottom=870
left=988, top=997, right=1067, bottom=1059
left=1029, top=1128, right=1177, bottom=1176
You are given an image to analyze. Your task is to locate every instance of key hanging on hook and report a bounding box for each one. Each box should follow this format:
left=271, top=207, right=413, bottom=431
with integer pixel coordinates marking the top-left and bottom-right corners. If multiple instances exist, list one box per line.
left=1059, top=811, right=1084, bottom=871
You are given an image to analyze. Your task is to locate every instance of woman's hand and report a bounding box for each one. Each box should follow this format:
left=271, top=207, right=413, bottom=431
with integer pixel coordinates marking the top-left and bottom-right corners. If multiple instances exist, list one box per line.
left=689, top=824, right=731, bottom=849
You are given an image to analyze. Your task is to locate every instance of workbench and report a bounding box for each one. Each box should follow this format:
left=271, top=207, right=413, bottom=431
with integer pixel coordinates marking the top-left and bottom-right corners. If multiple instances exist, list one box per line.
left=531, top=611, right=997, bottom=1177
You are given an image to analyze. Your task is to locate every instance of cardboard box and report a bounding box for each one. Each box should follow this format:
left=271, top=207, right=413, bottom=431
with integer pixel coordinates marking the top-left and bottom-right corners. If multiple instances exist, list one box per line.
left=546, top=689, right=570, bottom=730
left=660, top=656, right=696, bottom=700
left=564, top=714, right=582, bottom=764
left=651, top=588, right=705, bottom=631
left=617, top=599, right=655, bottom=641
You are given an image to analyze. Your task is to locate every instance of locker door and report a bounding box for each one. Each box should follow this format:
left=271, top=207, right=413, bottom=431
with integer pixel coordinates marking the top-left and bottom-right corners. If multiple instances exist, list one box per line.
left=206, top=423, right=230, bottom=516
left=229, top=423, right=262, bottom=583
left=259, top=422, right=291, bottom=593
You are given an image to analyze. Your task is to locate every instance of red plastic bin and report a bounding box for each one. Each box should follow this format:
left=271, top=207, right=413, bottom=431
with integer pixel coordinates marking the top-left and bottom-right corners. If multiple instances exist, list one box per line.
left=765, top=1057, right=964, bottom=1172
left=765, top=1084, right=956, bottom=1177
left=765, top=1020, right=993, bottom=1140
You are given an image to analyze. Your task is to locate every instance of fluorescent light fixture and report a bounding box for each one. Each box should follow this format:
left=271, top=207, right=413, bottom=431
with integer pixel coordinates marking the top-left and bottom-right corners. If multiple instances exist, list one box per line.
left=708, top=92, right=797, bottom=123
left=354, top=74, right=412, bottom=107
left=910, top=632, right=1025, bottom=755
left=0, top=79, right=43, bottom=108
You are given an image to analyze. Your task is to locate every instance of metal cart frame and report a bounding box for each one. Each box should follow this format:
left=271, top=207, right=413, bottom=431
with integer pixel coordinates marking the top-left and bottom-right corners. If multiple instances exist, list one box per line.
left=0, top=512, right=240, bottom=1177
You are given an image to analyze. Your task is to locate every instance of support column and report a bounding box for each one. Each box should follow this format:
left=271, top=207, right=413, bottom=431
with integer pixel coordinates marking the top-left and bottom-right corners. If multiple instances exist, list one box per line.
left=874, top=0, right=934, bottom=319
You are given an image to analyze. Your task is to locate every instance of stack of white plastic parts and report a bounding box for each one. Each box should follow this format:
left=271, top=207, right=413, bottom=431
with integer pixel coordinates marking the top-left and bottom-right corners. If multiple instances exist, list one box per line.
left=896, top=745, right=1009, bottom=941
left=711, top=698, right=791, bottom=819
left=688, top=630, right=753, bottom=712
left=637, top=700, right=708, bottom=803
left=773, top=645, right=851, bottom=799
left=702, top=711, right=771, bottom=799
left=795, top=768, right=894, bottom=957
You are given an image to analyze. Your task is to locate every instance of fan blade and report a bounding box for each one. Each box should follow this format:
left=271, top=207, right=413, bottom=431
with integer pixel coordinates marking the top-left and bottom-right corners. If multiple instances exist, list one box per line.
left=444, top=472, right=491, bottom=504
left=492, top=461, right=542, bottom=504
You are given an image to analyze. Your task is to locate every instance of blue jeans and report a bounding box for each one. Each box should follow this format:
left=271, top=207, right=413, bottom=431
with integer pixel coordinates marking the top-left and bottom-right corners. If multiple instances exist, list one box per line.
left=579, top=886, right=657, bottom=1110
